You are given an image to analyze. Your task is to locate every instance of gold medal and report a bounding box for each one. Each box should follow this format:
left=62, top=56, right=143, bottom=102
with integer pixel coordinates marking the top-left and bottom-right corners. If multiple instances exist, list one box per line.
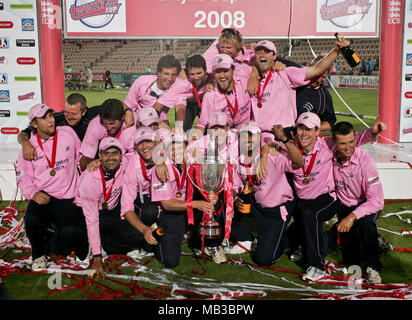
left=303, top=177, right=310, bottom=185
left=50, top=169, right=56, bottom=176
left=102, top=201, right=108, bottom=209
left=175, top=191, right=182, bottom=198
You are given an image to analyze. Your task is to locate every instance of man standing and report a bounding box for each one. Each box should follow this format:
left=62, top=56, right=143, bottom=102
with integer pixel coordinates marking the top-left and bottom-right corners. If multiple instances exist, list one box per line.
left=76, top=137, right=148, bottom=279
left=104, top=68, right=114, bottom=90
left=17, top=93, right=134, bottom=160
left=251, top=37, right=349, bottom=139
left=195, top=54, right=251, bottom=132
left=83, top=66, right=93, bottom=91
left=332, top=122, right=384, bottom=284
left=15, top=104, right=89, bottom=271
left=124, top=54, right=183, bottom=127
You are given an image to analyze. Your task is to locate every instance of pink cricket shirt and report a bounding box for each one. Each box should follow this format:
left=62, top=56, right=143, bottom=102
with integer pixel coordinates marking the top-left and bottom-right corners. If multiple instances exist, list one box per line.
left=74, top=157, right=129, bottom=255
left=157, top=78, right=206, bottom=109
left=16, top=126, right=81, bottom=200
left=196, top=77, right=251, bottom=129
left=252, top=67, right=309, bottom=131
left=333, top=147, right=384, bottom=219
left=151, top=161, right=187, bottom=204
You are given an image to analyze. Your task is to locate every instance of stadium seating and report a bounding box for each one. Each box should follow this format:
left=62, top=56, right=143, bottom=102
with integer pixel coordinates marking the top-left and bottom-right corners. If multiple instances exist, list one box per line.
left=63, top=38, right=380, bottom=76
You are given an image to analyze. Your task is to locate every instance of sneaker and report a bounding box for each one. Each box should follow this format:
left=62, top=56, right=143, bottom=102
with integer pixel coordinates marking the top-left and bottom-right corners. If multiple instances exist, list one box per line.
left=204, top=246, right=227, bottom=264
left=250, top=238, right=258, bottom=252
left=302, top=266, right=326, bottom=281
left=127, top=249, right=146, bottom=260
left=31, top=255, right=48, bottom=272
left=76, top=248, right=92, bottom=269
left=290, top=245, right=303, bottom=262
left=378, top=234, right=393, bottom=253
left=366, top=267, right=382, bottom=284
left=223, top=241, right=252, bottom=254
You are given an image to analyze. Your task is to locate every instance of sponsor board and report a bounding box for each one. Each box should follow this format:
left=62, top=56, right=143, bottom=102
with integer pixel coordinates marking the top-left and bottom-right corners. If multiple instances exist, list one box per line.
left=0, top=90, right=10, bottom=102
left=0, top=110, right=10, bottom=117
left=0, top=21, right=13, bottom=28
left=1, top=127, right=19, bottom=134
left=0, top=56, right=8, bottom=64
left=22, top=18, right=34, bottom=31
left=407, top=53, right=412, bottom=66
left=0, top=73, right=7, bottom=84
left=16, top=39, right=35, bottom=47
left=405, top=107, right=412, bottom=117
left=406, top=74, right=412, bottom=81
left=0, top=36, right=10, bottom=48
left=329, top=75, right=379, bottom=89
left=17, top=57, right=36, bottom=64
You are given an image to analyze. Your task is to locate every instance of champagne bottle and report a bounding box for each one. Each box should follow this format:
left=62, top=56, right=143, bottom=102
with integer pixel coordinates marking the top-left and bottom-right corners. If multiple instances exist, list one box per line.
left=237, top=178, right=252, bottom=214
left=152, top=226, right=166, bottom=241
left=335, top=32, right=360, bottom=68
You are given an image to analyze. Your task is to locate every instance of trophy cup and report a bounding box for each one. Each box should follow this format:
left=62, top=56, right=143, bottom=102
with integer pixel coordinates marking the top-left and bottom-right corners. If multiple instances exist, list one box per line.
left=188, top=132, right=226, bottom=239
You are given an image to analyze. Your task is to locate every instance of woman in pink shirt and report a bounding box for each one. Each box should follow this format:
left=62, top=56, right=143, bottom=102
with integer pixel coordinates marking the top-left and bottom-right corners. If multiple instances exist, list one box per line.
left=16, top=104, right=89, bottom=271
left=332, top=122, right=384, bottom=284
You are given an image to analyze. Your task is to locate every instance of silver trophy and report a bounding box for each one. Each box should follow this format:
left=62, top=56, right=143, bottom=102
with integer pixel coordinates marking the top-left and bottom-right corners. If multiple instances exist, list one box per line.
left=188, top=132, right=226, bottom=239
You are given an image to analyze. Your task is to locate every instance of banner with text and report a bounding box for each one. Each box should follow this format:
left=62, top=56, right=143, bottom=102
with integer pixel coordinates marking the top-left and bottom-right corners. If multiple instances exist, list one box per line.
left=0, top=1, right=42, bottom=145
left=401, top=0, right=412, bottom=142
left=63, top=0, right=379, bottom=39
left=329, top=74, right=379, bottom=89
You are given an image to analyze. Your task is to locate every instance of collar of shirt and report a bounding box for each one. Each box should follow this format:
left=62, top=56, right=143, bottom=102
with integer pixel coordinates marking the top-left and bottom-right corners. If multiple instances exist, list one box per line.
left=335, top=147, right=361, bottom=166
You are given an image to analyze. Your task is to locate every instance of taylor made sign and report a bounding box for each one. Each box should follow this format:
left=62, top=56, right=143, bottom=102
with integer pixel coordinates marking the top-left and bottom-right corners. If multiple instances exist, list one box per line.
left=329, top=75, right=379, bottom=89
left=63, top=0, right=379, bottom=38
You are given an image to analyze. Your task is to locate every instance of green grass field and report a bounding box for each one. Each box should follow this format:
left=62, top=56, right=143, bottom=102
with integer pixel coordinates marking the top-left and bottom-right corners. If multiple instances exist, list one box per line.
left=1, top=86, right=411, bottom=302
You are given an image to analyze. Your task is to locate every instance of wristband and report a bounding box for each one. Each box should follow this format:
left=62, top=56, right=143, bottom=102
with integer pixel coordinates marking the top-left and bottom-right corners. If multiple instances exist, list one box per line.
left=261, top=154, right=268, bottom=159
left=93, top=254, right=102, bottom=258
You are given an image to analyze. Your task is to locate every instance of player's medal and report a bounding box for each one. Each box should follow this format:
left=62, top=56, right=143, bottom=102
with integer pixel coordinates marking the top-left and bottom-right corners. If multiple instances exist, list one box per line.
left=303, top=177, right=310, bottom=184
left=300, top=149, right=318, bottom=187
left=256, top=70, right=272, bottom=109
left=37, top=129, right=58, bottom=177
left=172, top=163, right=187, bottom=199
left=99, top=166, right=115, bottom=210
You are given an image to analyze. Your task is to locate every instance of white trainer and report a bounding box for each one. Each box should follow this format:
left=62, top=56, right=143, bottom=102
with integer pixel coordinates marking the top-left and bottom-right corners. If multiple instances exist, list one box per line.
left=223, top=241, right=252, bottom=254
left=127, top=249, right=146, bottom=260
left=302, top=266, right=327, bottom=281
left=204, top=246, right=227, bottom=264
left=76, top=248, right=92, bottom=269
left=31, top=255, right=48, bottom=272
left=366, top=267, right=382, bottom=284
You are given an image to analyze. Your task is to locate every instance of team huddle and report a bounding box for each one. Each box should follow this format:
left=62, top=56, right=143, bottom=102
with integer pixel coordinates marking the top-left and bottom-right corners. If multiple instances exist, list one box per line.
left=15, top=29, right=387, bottom=284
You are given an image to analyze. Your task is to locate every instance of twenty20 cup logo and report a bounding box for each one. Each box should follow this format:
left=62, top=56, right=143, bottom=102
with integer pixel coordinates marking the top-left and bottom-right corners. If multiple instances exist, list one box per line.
left=320, top=0, right=373, bottom=28
left=69, top=0, right=122, bottom=29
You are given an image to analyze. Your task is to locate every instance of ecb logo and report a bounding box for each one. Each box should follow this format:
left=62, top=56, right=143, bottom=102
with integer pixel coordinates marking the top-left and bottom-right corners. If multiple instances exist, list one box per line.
left=320, top=0, right=373, bottom=28
left=69, top=0, right=122, bottom=29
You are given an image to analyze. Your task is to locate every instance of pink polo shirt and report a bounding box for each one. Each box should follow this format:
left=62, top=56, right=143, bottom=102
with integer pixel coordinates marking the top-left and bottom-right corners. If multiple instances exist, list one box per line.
left=120, top=152, right=155, bottom=219
left=252, top=67, right=310, bottom=131
left=151, top=161, right=187, bottom=204
left=80, top=115, right=133, bottom=159
left=157, top=78, right=206, bottom=109
left=292, top=128, right=376, bottom=200
left=333, top=147, right=384, bottom=219
left=16, top=126, right=81, bottom=200
left=74, top=157, right=129, bottom=256
left=202, top=39, right=255, bottom=79
left=124, top=74, right=186, bottom=122
left=196, top=77, right=251, bottom=129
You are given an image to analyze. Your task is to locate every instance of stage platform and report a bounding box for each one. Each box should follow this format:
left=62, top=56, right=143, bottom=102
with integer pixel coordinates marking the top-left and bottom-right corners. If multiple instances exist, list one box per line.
left=0, top=142, right=411, bottom=201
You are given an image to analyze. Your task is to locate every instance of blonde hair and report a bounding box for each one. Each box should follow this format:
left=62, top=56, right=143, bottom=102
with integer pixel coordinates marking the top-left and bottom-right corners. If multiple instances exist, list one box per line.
left=218, top=28, right=243, bottom=50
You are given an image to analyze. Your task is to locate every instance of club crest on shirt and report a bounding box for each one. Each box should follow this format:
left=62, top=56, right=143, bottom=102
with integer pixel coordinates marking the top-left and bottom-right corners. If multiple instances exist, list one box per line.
left=153, top=182, right=167, bottom=191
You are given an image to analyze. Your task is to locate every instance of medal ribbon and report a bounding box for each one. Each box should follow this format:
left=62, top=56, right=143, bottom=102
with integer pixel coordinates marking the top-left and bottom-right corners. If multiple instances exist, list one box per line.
left=98, top=165, right=115, bottom=203
left=192, top=84, right=202, bottom=109
left=139, top=155, right=152, bottom=183
left=36, top=129, right=58, bottom=172
left=171, top=162, right=187, bottom=192
left=301, top=149, right=318, bottom=181
left=223, top=84, right=239, bottom=116
left=223, top=163, right=234, bottom=241
left=257, top=70, right=272, bottom=107
left=106, top=128, right=122, bottom=139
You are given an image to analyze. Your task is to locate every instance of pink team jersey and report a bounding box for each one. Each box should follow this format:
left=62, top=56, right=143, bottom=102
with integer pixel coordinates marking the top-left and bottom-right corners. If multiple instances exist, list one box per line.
left=151, top=161, right=187, bottom=204
left=292, top=128, right=376, bottom=200
left=120, top=152, right=155, bottom=219
left=74, top=157, right=129, bottom=255
left=196, top=77, right=251, bottom=129
left=157, top=78, right=206, bottom=109
left=333, top=147, right=384, bottom=219
left=16, top=126, right=81, bottom=200
left=202, top=39, right=255, bottom=79
left=124, top=74, right=186, bottom=122
left=80, top=115, right=134, bottom=159
left=252, top=67, right=309, bottom=131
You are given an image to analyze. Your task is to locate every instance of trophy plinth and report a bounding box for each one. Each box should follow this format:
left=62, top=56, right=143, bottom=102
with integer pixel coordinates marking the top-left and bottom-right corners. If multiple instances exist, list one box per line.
left=198, top=217, right=221, bottom=239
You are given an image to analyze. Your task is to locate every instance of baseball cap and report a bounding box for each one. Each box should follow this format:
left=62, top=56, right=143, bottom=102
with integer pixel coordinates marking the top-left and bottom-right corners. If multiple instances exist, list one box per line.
left=254, top=40, right=277, bottom=54
left=209, top=112, right=228, bottom=128
left=28, top=103, right=54, bottom=121
left=212, top=54, right=234, bottom=72
left=137, top=107, right=159, bottom=127
left=296, top=112, right=321, bottom=129
left=134, top=126, right=155, bottom=146
left=99, top=137, right=125, bottom=154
